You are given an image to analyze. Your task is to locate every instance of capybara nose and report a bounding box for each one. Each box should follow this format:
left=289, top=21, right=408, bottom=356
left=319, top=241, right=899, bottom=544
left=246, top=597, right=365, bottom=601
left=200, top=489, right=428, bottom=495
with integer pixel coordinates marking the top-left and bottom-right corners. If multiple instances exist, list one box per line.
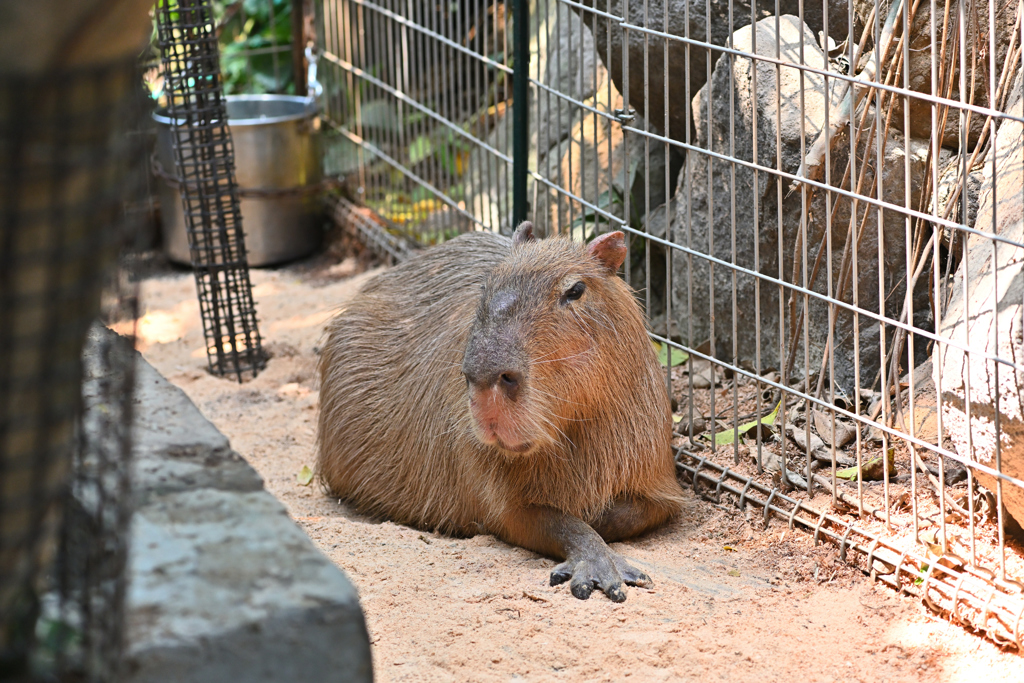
left=498, top=371, right=521, bottom=400
left=463, top=368, right=522, bottom=401
left=462, top=367, right=490, bottom=391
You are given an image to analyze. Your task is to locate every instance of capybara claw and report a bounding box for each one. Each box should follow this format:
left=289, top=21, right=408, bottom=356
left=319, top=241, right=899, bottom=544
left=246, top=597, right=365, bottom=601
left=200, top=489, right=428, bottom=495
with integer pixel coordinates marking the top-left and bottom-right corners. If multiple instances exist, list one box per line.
left=626, top=571, right=653, bottom=588
left=605, top=584, right=627, bottom=602
left=558, top=556, right=627, bottom=602
left=616, top=559, right=653, bottom=589
left=570, top=579, right=594, bottom=600
left=550, top=562, right=573, bottom=586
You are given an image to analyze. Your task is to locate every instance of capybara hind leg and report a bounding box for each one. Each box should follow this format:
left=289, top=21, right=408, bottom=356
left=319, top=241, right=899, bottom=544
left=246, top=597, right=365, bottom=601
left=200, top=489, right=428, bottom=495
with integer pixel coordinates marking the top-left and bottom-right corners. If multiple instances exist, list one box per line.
left=592, top=496, right=677, bottom=543
left=495, top=506, right=650, bottom=603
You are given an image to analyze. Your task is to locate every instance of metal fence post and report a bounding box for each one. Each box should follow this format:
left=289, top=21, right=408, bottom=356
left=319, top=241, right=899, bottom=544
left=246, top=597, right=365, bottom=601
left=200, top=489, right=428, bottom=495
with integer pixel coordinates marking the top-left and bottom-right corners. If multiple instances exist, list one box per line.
left=292, top=0, right=307, bottom=96
left=512, top=0, right=529, bottom=227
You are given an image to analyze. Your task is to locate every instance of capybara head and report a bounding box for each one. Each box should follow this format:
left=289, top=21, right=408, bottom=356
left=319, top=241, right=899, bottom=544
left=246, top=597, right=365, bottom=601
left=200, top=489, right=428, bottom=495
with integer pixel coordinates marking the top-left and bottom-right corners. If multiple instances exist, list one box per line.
left=461, top=221, right=640, bottom=455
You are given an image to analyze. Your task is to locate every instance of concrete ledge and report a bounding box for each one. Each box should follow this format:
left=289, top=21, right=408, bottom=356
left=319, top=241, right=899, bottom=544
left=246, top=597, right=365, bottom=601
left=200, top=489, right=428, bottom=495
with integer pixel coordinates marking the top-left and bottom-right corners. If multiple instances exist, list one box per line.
left=122, top=354, right=372, bottom=683
left=131, top=360, right=264, bottom=500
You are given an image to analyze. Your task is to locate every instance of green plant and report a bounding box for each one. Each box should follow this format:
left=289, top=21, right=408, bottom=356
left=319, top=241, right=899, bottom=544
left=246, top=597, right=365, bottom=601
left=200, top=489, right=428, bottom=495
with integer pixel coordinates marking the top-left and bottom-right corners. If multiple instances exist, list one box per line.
left=217, top=0, right=294, bottom=94
left=150, top=0, right=296, bottom=98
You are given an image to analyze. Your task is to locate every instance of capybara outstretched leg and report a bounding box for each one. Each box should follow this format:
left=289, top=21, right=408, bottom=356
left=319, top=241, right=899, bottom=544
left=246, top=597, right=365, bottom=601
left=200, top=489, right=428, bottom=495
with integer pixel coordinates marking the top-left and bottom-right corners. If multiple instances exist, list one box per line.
left=496, top=507, right=651, bottom=602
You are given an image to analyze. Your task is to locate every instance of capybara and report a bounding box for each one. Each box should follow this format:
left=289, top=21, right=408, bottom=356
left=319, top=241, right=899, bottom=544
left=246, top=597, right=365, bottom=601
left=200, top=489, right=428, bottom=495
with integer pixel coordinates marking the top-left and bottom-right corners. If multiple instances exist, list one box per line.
left=317, top=222, right=683, bottom=601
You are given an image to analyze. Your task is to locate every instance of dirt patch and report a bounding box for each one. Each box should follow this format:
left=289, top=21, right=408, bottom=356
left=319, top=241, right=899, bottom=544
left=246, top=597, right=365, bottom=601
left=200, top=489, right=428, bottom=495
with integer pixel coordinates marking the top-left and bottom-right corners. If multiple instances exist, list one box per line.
left=134, top=255, right=1021, bottom=681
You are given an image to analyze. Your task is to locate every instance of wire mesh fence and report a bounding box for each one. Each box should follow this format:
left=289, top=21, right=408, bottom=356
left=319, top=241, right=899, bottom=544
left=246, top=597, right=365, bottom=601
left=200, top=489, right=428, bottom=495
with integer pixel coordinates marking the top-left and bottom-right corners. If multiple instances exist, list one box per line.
left=315, top=0, right=517, bottom=243
left=318, top=0, right=1024, bottom=648
left=0, top=56, right=147, bottom=680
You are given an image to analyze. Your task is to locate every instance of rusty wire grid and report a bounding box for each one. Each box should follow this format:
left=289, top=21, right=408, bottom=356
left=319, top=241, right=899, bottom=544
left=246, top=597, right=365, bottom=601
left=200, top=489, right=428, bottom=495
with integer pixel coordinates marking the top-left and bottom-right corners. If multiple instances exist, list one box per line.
left=325, top=193, right=417, bottom=263
left=0, top=57, right=147, bottom=680
left=317, top=0, right=1024, bottom=650
left=155, top=0, right=266, bottom=382
left=676, top=452, right=1024, bottom=646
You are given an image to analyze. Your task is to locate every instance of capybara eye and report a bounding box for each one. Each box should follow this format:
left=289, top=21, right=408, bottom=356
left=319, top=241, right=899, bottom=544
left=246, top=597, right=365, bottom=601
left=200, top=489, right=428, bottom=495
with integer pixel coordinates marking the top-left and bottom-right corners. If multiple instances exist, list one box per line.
left=563, top=281, right=586, bottom=303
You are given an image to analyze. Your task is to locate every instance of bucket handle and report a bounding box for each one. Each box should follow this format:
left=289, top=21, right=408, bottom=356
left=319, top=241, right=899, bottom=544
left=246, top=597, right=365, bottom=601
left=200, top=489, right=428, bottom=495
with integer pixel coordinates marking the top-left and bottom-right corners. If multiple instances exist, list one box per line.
left=305, top=44, right=323, bottom=100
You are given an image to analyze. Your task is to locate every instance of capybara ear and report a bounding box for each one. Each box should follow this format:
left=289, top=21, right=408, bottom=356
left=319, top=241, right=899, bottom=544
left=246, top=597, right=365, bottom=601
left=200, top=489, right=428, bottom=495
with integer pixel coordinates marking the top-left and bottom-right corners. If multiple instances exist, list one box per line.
left=512, top=221, right=535, bottom=246
left=587, top=231, right=626, bottom=273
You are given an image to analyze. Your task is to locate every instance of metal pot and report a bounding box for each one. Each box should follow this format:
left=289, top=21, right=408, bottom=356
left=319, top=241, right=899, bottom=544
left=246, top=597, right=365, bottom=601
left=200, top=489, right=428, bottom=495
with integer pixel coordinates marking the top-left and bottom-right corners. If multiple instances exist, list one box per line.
left=153, top=95, right=323, bottom=267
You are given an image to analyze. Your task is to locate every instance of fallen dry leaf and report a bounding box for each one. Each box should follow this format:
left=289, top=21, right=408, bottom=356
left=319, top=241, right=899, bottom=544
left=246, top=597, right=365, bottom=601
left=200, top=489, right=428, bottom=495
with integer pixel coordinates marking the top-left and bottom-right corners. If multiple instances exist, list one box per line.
left=811, top=408, right=856, bottom=448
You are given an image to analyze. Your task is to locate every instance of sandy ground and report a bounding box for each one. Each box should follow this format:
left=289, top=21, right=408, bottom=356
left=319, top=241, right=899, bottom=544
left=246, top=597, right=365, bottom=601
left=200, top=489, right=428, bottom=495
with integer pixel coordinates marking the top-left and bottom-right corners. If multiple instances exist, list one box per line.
left=131, top=252, right=1022, bottom=682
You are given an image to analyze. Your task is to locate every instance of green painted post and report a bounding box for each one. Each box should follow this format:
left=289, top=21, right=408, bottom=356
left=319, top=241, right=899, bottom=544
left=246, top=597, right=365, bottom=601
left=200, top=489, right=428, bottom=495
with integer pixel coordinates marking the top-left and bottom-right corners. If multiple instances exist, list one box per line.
left=512, top=0, right=529, bottom=227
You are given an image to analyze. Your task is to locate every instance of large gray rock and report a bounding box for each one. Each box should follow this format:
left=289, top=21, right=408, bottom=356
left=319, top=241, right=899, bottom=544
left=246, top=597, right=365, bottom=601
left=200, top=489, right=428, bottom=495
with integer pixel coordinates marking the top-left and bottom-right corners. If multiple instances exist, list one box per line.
left=931, top=154, right=985, bottom=262
left=627, top=197, right=676, bottom=338
left=531, top=4, right=685, bottom=240
left=537, top=4, right=603, bottom=160
left=532, top=4, right=631, bottom=237
left=569, top=0, right=848, bottom=142
left=669, top=15, right=934, bottom=393
left=801, top=128, right=937, bottom=392
left=122, top=357, right=372, bottom=683
left=935, top=71, right=1024, bottom=530
left=852, top=0, right=1018, bottom=150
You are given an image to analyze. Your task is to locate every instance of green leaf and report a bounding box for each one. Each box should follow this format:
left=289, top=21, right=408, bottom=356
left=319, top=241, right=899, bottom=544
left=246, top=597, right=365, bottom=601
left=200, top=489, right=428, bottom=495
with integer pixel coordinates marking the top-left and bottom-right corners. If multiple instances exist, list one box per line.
left=358, top=100, right=401, bottom=133
left=405, top=111, right=428, bottom=126
left=436, top=142, right=459, bottom=176
left=709, top=400, right=782, bottom=446
left=297, top=465, right=314, bottom=486
left=37, top=618, right=80, bottom=655
left=408, top=135, right=433, bottom=165
left=835, top=464, right=858, bottom=481
left=653, top=341, right=689, bottom=367
left=760, top=400, right=782, bottom=426
left=835, top=449, right=896, bottom=481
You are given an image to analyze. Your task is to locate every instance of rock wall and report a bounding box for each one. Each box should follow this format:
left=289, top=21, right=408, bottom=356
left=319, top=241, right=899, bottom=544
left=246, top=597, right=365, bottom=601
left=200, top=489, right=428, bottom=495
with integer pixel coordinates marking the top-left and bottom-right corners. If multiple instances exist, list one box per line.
left=568, top=0, right=849, bottom=143
left=122, top=349, right=373, bottom=682
left=668, top=14, right=935, bottom=392
left=935, top=70, right=1024, bottom=530
left=532, top=4, right=629, bottom=237
left=852, top=0, right=1018, bottom=150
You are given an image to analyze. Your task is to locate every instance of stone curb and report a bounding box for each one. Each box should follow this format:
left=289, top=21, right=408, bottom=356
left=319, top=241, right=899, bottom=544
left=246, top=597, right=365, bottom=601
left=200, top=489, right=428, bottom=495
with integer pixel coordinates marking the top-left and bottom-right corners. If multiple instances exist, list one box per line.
left=122, top=355, right=372, bottom=683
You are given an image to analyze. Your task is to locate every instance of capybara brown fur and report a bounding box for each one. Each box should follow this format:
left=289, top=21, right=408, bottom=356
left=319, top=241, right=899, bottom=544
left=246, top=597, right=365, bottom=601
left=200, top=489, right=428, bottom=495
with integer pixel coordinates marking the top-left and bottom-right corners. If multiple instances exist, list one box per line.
left=317, top=222, right=684, bottom=601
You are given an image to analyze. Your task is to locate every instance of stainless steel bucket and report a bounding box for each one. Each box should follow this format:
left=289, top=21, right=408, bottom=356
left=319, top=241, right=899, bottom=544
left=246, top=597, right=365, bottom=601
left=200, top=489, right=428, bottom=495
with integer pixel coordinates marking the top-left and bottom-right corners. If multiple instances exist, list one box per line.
left=153, top=95, right=323, bottom=267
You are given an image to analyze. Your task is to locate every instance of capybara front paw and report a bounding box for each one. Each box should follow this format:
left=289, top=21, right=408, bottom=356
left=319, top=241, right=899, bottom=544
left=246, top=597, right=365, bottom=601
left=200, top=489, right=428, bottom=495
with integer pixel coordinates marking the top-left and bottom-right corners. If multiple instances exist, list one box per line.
left=550, top=551, right=649, bottom=602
